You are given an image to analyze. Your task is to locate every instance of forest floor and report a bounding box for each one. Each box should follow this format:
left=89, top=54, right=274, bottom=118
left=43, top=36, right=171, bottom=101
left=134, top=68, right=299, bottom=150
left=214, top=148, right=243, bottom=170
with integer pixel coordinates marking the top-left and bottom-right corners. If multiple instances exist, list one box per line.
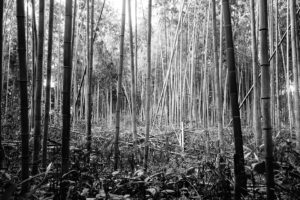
left=1, top=122, right=300, bottom=199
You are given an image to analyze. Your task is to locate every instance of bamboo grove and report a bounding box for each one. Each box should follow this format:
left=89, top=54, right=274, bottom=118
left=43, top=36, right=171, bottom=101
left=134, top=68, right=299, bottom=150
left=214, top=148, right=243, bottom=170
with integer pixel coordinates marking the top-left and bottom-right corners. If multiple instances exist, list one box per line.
left=0, top=0, right=300, bottom=199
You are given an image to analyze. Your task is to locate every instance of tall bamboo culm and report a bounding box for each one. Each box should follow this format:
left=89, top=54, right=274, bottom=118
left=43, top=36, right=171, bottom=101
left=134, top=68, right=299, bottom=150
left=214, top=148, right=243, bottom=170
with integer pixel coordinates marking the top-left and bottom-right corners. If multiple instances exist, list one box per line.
left=128, top=0, right=137, bottom=141
left=250, top=0, right=262, bottom=147
left=114, top=0, right=126, bottom=170
left=42, top=0, right=54, bottom=169
left=212, top=0, right=223, bottom=153
left=144, top=0, right=152, bottom=171
left=0, top=0, right=4, bottom=169
left=222, top=0, right=247, bottom=198
left=32, top=0, right=45, bottom=175
left=16, top=0, right=30, bottom=193
left=290, top=0, right=300, bottom=152
left=61, top=0, right=73, bottom=199
left=259, top=0, right=275, bottom=199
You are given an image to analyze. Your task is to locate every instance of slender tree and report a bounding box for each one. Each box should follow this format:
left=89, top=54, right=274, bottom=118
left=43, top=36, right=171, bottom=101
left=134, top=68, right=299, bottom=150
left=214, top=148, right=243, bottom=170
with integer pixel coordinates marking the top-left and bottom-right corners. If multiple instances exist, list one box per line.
left=286, top=0, right=293, bottom=133
left=144, top=0, right=152, bottom=171
left=219, top=1, right=224, bottom=123
left=290, top=0, right=300, bottom=151
left=85, top=0, right=91, bottom=160
left=202, top=3, right=210, bottom=128
left=114, top=0, right=126, bottom=170
left=135, top=0, right=138, bottom=96
left=85, top=0, right=90, bottom=122
left=30, top=0, right=38, bottom=130
left=269, top=0, right=275, bottom=126
left=61, top=1, right=73, bottom=199
left=222, top=0, right=247, bottom=198
left=250, top=0, right=262, bottom=147
left=42, top=0, right=54, bottom=169
left=4, top=37, right=11, bottom=119
left=32, top=0, right=45, bottom=175
left=61, top=0, right=73, bottom=173
left=16, top=0, right=30, bottom=193
left=259, top=0, right=275, bottom=199
left=128, top=0, right=137, bottom=141
left=275, top=0, right=280, bottom=129
left=0, top=0, right=4, bottom=169
left=71, top=0, right=78, bottom=127
left=86, top=0, right=94, bottom=160
left=71, top=0, right=77, bottom=56
left=212, top=0, right=223, bottom=153
left=90, top=0, right=94, bottom=138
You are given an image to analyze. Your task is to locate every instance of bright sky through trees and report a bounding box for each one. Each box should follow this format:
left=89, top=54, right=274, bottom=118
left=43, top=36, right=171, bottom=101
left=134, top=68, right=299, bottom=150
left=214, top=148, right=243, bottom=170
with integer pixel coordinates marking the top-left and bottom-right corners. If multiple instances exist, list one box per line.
left=109, top=0, right=143, bottom=27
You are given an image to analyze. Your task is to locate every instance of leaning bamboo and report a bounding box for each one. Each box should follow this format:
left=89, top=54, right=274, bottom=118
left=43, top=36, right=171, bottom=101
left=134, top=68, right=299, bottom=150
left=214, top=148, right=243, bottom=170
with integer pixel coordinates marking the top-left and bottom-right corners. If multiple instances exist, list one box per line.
left=222, top=0, right=247, bottom=198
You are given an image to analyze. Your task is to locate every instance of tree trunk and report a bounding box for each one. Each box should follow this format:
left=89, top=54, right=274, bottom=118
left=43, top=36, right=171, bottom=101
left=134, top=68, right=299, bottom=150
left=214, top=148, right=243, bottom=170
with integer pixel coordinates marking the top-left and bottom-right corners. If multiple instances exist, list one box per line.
left=110, top=85, right=113, bottom=127
left=275, top=0, right=280, bottom=129
left=259, top=0, right=275, bottom=199
left=85, top=0, right=90, bottom=157
left=30, top=0, right=38, bottom=130
left=219, top=1, right=223, bottom=111
left=269, top=0, right=275, bottom=126
left=71, top=0, right=78, bottom=128
left=71, top=0, right=77, bottom=57
left=5, top=38, right=11, bottom=118
left=16, top=0, right=30, bottom=193
left=61, top=0, right=73, bottom=198
left=0, top=0, right=4, bottom=169
left=202, top=3, right=210, bottom=128
left=286, top=1, right=293, bottom=133
left=128, top=0, right=137, bottom=141
left=222, top=0, right=247, bottom=198
left=42, top=0, right=54, bottom=170
left=290, top=0, right=300, bottom=151
left=144, top=0, right=152, bottom=171
left=86, top=0, right=94, bottom=162
left=114, top=0, right=126, bottom=170
left=212, top=0, right=223, bottom=153
left=250, top=0, right=262, bottom=147
left=32, top=0, right=45, bottom=175
left=135, top=0, right=138, bottom=99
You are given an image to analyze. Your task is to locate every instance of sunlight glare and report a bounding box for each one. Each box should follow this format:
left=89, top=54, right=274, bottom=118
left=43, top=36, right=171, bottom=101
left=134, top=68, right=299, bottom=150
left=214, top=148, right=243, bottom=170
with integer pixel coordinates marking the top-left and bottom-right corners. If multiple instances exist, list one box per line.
left=43, top=79, right=56, bottom=88
left=109, top=0, right=141, bottom=27
left=288, top=84, right=295, bottom=93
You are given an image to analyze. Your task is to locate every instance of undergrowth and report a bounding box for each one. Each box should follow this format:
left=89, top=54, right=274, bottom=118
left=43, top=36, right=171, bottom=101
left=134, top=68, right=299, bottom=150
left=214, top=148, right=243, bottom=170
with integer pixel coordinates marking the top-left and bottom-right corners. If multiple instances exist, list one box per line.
left=1, top=123, right=300, bottom=199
